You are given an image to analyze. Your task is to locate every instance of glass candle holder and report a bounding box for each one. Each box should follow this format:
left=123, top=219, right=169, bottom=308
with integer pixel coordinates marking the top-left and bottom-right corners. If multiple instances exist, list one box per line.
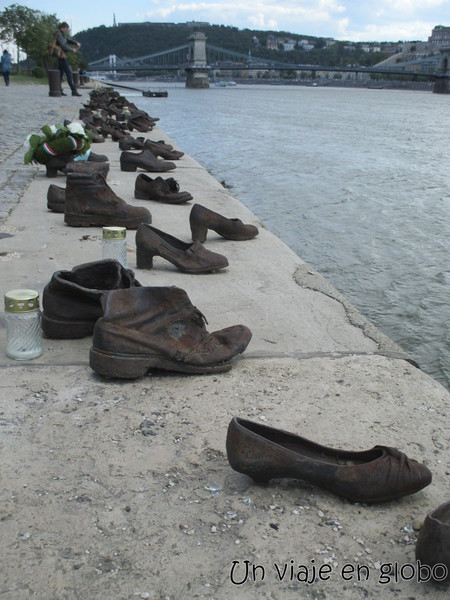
left=4, top=289, right=43, bottom=360
left=102, top=226, right=127, bottom=268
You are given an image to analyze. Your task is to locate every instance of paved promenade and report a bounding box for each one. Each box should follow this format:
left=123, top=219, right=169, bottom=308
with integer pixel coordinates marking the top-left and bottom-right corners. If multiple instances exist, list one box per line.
left=0, top=83, right=448, bottom=600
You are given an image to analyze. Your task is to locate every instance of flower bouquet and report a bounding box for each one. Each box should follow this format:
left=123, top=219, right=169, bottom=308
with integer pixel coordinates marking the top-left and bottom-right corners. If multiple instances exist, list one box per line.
left=24, top=122, right=92, bottom=165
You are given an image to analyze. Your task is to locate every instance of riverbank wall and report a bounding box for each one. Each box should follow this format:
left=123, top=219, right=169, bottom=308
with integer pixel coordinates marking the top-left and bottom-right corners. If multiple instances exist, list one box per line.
left=0, top=84, right=448, bottom=599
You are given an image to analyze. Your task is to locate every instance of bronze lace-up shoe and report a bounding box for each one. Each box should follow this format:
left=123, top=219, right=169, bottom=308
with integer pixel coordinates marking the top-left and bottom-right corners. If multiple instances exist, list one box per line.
left=64, top=171, right=151, bottom=228
left=89, top=286, right=252, bottom=378
left=190, top=203, right=259, bottom=242
left=134, top=174, right=193, bottom=204
left=226, top=417, right=432, bottom=503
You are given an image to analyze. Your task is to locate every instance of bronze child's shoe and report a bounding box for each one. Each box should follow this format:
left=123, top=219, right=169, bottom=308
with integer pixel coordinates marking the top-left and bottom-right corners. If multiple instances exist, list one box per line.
left=135, top=224, right=228, bottom=273
left=415, top=501, right=450, bottom=583
left=190, top=203, right=259, bottom=242
left=89, top=286, right=252, bottom=378
left=226, top=417, right=432, bottom=503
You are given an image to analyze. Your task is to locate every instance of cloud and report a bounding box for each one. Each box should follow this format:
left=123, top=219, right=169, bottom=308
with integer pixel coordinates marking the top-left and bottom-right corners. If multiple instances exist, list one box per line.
left=144, top=0, right=347, bottom=31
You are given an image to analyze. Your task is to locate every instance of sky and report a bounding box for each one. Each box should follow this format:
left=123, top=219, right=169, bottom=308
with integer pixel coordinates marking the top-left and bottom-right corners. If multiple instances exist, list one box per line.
left=1, top=0, right=449, bottom=42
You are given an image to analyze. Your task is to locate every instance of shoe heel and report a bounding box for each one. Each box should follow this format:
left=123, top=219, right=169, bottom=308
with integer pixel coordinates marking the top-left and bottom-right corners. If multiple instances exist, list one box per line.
left=46, top=166, right=58, bottom=178
left=136, top=247, right=155, bottom=269
left=190, top=223, right=208, bottom=242
left=121, top=163, right=137, bottom=172
left=90, top=348, right=150, bottom=379
left=134, top=190, right=149, bottom=200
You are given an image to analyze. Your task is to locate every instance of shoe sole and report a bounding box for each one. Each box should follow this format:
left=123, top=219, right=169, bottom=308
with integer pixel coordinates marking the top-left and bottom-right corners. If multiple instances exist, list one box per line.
left=134, top=190, right=192, bottom=204
left=64, top=214, right=151, bottom=229
left=89, top=347, right=233, bottom=378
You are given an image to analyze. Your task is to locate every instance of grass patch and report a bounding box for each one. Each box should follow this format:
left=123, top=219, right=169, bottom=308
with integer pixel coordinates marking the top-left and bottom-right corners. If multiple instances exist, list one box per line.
left=10, top=73, right=47, bottom=85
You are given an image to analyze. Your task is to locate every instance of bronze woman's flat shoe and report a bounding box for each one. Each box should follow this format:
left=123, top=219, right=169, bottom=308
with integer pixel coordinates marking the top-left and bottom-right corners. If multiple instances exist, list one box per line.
left=190, top=203, right=259, bottom=242
left=226, top=417, right=432, bottom=503
left=416, top=501, right=450, bottom=582
left=135, top=224, right=228, bottom=273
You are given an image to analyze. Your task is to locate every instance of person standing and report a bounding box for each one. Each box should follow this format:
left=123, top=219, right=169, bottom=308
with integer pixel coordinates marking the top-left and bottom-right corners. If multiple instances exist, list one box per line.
left=1, top=49, right=12, bottom=86
left=55, top=22, right=82, bottom=97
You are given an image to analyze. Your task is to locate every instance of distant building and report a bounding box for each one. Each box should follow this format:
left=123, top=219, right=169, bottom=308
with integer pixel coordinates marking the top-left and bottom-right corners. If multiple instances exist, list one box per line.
left=428, top=25, right=450, bottom=45
left=266, top=35, right=278, bottom=50
left=298, top=39, right=315, bottom=51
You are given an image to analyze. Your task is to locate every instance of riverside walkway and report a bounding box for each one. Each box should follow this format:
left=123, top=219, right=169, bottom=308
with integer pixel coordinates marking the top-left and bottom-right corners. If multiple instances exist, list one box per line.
left=0, top=83, right=448, bottom=600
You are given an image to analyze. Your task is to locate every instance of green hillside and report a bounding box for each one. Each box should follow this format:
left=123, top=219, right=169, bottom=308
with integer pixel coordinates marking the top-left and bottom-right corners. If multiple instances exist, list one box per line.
left=76, top=23, right=388, bottom=68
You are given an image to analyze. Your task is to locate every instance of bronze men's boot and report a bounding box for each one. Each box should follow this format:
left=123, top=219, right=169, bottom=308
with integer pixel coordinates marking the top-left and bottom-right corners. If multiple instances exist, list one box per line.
left=90, top=286, right=252, bottom=378
left=42, top=259, right=141, bottom=338
left=64, top=171, right=151, bottom=228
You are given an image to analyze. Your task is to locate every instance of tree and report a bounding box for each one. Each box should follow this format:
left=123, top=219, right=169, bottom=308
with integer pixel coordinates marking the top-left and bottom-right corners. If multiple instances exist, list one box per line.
left=0, top=4, right=61, bottom=71
left=0, top=4, right=37, bottom=72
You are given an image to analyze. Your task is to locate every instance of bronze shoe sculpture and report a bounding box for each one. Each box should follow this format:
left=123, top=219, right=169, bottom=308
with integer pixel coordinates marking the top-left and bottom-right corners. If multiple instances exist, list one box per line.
left=42, top=259, right=141, bottom=339
left=63, top=160, right=110, bottom=179
left=120, top=149, right=176, bottom=173
left=64, top=171, right=151, bottom=228
left=415, top=501, right=450, bottom=582
left=226, top=417, right=432, bottom=503
left=88, top=151, right=109, bottom=162
left=47, top=184, right=65, bottom=213
left=136, top=224, right=228, bottom=273
left=45, top=153, right=75, bottom=178
left=143, top=139, right=184, bottom=160
left=190, top=203, right=259, bottom=242
left=134, top=174, right=193, bottom=204
left=89, top=286, right=252, bottom=378
left=119, top=135, right=145, bottom=151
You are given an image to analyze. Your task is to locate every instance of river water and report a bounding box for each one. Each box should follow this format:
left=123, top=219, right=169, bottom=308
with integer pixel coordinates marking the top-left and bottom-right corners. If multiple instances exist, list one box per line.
left=124, top=83, right=449, bottom=389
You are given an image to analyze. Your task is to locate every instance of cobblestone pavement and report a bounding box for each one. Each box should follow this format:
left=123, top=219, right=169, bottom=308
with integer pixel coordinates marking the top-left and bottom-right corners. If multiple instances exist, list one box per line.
left=0, top=83, right=84, bottom=225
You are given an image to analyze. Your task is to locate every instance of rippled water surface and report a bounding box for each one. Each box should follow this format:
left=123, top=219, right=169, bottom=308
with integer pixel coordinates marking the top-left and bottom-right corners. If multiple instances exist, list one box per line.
left=128, top=83, right=449, bottom=388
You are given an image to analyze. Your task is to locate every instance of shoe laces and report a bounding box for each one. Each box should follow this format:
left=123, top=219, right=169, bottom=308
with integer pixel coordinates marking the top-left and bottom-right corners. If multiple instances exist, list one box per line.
left=192, top=307, right=208, bottom=327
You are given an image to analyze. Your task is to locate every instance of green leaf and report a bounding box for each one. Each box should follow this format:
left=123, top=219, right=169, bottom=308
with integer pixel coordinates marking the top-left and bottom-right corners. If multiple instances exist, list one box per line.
left=24, top=149, right=35, bottom=164
left=41, top=124, right=53, bottom=138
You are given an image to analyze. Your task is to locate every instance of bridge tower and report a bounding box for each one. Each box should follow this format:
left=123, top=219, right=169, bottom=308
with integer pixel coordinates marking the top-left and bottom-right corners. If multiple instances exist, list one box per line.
left=433, top=46, right=450, bottom=93
left=185, top=32, right=210, bottom=89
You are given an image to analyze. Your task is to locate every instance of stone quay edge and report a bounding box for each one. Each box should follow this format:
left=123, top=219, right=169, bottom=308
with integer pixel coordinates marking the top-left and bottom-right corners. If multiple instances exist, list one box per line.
left=0, top=84, right=448, bottom=600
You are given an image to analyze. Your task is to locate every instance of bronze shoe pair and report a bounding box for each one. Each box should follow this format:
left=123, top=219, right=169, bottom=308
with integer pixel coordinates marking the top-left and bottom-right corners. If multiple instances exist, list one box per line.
left=89, top=286, right=252, bottom=378
left=226, top=417, right=432, bottom=503
left=120, top=149, right=176, bottom=172
left=190, top=203, right=259, bottom=242
left=135, top=224, right=228, bottom=273
left=134, top=174, right=193, bottom=204
left=416, top=501, right=450, bottom=583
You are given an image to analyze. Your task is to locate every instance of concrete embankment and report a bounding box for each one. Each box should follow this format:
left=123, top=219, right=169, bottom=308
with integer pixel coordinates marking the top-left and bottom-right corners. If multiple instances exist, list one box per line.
left=0, top=84, right=448, bottom=600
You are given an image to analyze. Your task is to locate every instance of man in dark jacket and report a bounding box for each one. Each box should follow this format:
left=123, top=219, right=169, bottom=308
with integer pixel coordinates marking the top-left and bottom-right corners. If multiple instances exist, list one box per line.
left=55, top=22, right=82, bottom=96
